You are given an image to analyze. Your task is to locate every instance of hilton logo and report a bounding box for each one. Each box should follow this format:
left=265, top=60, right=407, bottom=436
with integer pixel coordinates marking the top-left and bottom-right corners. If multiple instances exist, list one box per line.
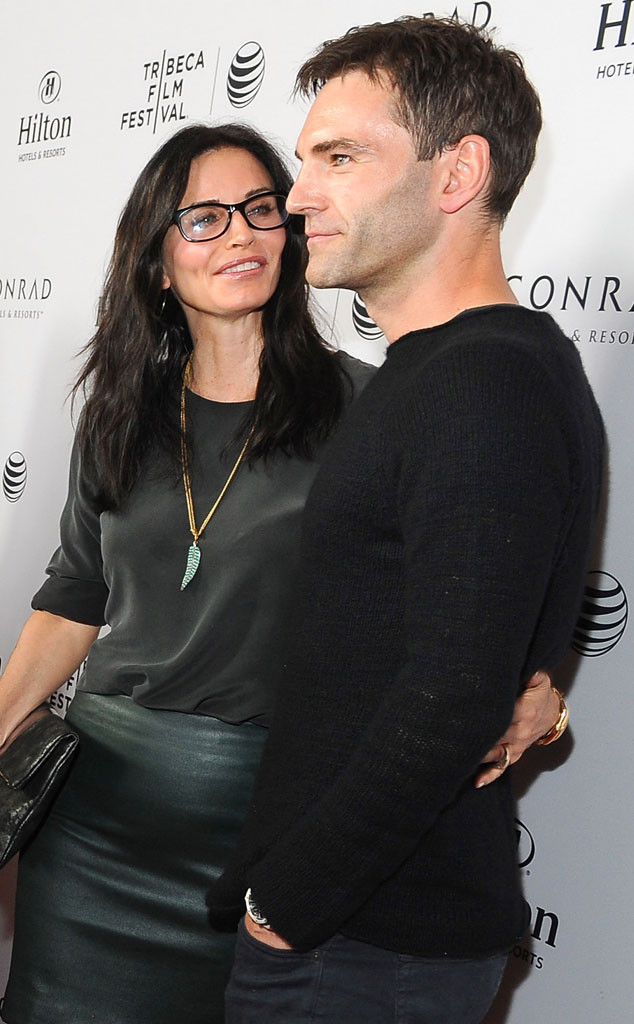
left=595, top=1, right=633, bottom=49
left=515, top=818, right=536, bottom=869
left=2, top=452, right=27, bottom=503
left=352, top=295, right=384, bottom=341
left=39, top=71, right=61, bottom=104
left=572, top=571, right=628, bottom=656
left=18, top=70, right=71, bottom=154
left=594, top=2, right=634, bottom=78
left=227, top=42, right=265, bottom=108
left=512, top=819, right=560, bottom=966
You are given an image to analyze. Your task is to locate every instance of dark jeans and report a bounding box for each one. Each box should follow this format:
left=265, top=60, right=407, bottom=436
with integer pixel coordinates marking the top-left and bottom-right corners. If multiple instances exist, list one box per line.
left=226, top=918, right=507, bottom=1023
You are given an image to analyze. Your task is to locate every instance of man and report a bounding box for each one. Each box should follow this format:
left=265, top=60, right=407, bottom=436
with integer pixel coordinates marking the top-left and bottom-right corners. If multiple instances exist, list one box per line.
left=210, top=17, right=604, bottom=1023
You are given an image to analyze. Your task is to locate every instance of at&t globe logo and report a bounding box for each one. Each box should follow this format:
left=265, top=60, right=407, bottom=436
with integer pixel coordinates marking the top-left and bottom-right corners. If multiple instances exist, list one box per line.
left=572, top=570, right=628, bottom=656
left=227, top=42, right=265, bottom=108
left=352, top=294, right=384, bottom=340
left=3, top=452, right=27, bottom=502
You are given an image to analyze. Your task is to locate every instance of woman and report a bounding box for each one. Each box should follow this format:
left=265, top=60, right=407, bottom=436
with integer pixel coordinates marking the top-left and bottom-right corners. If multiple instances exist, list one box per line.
left=0, top=123, right=558, bottom=1024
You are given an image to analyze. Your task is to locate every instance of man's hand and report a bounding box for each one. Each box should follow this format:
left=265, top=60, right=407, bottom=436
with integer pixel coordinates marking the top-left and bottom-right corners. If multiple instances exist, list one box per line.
left=244, top=912, right=293, bottom=949
left=475, top=670, right=560, bottom=788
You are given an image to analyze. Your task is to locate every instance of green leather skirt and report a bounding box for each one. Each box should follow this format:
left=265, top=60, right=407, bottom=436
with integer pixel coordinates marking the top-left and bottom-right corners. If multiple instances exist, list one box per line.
left=1, top=692, right=267, bottom=1024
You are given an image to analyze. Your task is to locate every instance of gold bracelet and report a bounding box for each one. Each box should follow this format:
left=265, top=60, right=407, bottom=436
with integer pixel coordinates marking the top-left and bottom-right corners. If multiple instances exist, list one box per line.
left=535, top=687, right=569, bottom=746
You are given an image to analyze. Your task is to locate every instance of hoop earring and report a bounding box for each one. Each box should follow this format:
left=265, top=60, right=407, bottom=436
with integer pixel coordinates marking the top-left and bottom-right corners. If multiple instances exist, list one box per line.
left=155, top=290, right=171, bottom=363
left=156, top=327, right=170, bottom=364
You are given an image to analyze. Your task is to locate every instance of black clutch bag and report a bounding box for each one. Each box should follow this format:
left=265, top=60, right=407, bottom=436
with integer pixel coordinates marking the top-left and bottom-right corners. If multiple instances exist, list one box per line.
left=0, top=705, right=79, bottom=869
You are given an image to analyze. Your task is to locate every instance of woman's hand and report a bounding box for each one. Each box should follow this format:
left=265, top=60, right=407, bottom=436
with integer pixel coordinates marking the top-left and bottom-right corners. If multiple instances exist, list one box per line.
left=475, top=670, right=560, bottom=788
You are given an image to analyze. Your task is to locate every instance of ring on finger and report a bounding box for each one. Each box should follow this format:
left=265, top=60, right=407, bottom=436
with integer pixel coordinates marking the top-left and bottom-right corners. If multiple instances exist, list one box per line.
left=494, top=743, right=511, bottom=773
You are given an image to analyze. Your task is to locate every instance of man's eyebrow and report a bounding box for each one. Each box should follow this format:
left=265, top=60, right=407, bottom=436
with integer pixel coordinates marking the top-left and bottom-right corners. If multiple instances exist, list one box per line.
left=294, top=138, right=373, bottom=160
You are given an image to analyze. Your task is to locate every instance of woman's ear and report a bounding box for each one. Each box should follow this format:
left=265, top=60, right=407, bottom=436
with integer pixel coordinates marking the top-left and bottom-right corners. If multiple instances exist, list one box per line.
left=439, top=135, right=491, bottom=214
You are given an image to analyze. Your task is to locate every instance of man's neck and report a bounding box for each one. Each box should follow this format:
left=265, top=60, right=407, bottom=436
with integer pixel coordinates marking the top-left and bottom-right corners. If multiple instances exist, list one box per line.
left=362, top=225, right=517, bottom=344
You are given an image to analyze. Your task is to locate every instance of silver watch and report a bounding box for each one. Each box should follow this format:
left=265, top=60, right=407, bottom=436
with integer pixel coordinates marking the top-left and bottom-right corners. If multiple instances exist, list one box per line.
left=245, top=887, right=271, bottom=929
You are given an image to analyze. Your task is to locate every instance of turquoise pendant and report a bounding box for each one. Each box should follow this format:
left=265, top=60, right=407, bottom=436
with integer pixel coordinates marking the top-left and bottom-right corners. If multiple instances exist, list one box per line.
left=181, top=542, right=201, bottom=590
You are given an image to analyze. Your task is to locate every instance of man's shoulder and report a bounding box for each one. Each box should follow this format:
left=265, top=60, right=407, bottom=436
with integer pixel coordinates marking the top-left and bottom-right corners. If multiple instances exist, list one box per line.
left=397, top=306, right=585, bottom=390
left=436, top=304, right=573, bottom=354
left=462, top=306, right=598, bottom=412
left=386, top=306, right=602, bottom=442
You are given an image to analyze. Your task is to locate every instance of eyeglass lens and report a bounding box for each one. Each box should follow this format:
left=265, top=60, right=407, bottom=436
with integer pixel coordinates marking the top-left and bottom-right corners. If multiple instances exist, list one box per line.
left=179, top=194, right=287, bottom=241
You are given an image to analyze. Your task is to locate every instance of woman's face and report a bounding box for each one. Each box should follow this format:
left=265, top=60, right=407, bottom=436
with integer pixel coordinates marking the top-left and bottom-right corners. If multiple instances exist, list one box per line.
left=161, top=147, right=287, bottom=328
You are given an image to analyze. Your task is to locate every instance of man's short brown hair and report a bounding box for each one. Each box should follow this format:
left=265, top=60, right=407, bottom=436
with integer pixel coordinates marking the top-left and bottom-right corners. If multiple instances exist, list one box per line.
left=296, top=16, right=542, bottom=221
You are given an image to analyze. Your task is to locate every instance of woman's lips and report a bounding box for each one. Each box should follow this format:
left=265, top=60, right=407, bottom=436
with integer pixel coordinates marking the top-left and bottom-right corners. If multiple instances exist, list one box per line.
left=217, top=257, right=266, bottom=275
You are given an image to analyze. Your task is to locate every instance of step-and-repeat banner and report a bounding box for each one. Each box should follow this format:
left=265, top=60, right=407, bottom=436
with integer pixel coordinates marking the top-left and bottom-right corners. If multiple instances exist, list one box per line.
left=0, top=2, right=631, bottom=1020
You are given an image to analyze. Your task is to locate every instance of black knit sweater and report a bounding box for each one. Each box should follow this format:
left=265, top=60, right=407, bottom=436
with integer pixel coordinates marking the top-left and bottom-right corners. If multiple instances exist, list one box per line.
left=210, top=305, right=604, bottom=957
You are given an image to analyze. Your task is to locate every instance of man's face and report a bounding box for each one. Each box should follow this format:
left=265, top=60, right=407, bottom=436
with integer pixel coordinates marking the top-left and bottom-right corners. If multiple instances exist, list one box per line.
left=287, top=71, right=441, bottom=296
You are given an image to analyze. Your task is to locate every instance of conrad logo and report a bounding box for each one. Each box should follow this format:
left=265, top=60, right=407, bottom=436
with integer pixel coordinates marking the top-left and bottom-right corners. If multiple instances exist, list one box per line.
left=0, top=276, right=52, bottom=321
left=507, top=274, right=633, bottom=313
left=2, top=452, right=27, bottom=503
left=39, top=70, right=61, bottom=104
left=227, top=42, right=265, bottom=108
left=422, top=3, right=492, bottom=28
left=352, top=294, right=384, bottom=340
left=572, top=571, right=628, bottom=656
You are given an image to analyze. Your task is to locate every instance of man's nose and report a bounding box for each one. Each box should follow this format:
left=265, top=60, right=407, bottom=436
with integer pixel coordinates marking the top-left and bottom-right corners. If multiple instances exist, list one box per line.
left=286, top=166, right=318, bottom=214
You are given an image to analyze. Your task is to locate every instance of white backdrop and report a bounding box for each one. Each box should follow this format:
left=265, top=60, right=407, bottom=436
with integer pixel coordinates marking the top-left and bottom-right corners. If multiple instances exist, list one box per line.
left=1, top=1, right=632, bottom=1020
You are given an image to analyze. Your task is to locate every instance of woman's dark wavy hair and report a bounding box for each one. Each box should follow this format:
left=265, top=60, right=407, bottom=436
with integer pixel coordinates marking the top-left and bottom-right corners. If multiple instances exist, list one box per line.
left=74, top=122, right=349, bottom=511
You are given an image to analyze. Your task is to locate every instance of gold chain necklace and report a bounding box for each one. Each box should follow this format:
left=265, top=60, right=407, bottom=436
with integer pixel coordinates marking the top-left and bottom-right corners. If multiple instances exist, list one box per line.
left=179, top=358, right=251, bottom=590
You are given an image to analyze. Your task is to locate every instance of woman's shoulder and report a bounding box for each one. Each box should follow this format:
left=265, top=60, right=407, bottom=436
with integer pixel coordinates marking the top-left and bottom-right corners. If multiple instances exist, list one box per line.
left=335, top=349, right=379, bottom=398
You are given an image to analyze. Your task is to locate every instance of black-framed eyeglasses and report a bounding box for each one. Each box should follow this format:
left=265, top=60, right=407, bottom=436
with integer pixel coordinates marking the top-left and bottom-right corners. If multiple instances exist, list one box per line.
left=173, top=192, right=289, bottom=242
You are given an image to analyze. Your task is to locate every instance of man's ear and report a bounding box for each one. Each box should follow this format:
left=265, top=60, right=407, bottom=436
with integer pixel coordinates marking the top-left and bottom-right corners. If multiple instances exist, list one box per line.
left=439, top=135, right=490, bottom=214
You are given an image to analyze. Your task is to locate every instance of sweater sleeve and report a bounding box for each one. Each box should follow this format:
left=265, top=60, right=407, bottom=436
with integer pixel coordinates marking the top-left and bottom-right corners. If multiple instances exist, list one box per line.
left=31, top=436, right=109, bottom=626
left=244, top=346, right=579, bottom=950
